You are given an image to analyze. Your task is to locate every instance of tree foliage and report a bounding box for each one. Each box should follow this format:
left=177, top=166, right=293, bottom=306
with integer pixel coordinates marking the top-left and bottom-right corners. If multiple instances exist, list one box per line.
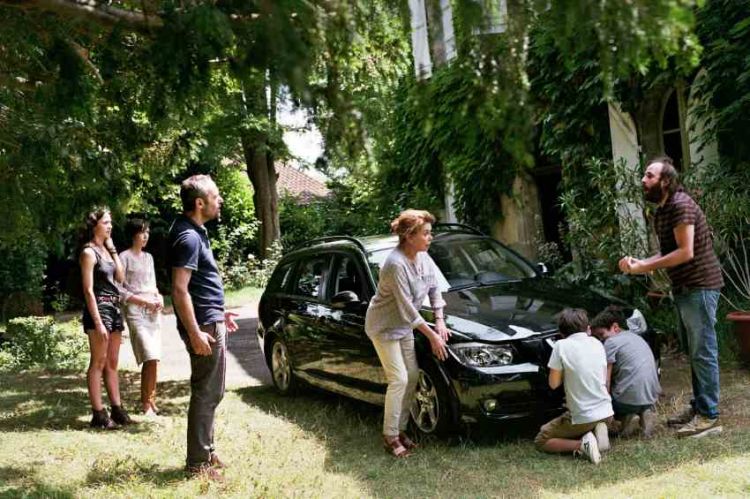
left=372, top=0, right=702, bottom=229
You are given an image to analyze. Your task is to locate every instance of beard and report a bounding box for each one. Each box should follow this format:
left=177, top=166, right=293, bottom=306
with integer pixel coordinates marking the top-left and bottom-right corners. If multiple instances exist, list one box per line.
left=644, top=183, right=664, bottom=203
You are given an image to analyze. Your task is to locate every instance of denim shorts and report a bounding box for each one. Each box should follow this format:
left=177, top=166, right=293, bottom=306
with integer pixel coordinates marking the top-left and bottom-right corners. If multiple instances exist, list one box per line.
left=82, top=300, right=124, bottom=333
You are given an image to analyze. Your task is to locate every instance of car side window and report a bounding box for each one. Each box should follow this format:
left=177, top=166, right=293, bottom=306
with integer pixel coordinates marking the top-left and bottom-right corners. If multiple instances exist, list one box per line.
left=293, top=256, right=330, bottom=299
left=331, top=255, right=365, bottom=298
left=267, top=261, right=295, bottom=293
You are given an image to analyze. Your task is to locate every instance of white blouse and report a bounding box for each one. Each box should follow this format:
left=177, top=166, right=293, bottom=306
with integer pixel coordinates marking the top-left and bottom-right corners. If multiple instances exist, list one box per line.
left=365, top=247, right=446, bottom=340
left=119, top=249, right=159, bottom=303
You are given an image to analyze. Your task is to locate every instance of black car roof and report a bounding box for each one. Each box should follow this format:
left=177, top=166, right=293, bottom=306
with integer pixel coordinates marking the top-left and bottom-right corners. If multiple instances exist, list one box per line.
left=284, top=227, right=489, bottom=259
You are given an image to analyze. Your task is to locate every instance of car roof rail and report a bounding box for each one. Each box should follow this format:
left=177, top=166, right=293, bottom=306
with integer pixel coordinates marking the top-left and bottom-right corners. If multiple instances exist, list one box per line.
left=289, top=235, right=367, bottom=254
left=433, top=223, right=485, bottom=236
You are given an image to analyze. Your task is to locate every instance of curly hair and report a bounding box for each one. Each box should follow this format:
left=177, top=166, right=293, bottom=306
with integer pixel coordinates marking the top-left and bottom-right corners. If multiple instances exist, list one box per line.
left=390, top=209, right=436, bottom=244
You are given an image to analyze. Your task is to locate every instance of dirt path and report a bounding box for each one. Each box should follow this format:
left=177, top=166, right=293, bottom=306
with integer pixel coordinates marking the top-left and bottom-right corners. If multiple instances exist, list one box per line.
left=119, top=301, right=272, bottom=389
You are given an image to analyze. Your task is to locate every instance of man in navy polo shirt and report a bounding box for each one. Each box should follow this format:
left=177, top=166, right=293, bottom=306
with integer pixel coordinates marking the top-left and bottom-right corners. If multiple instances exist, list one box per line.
left=169, top=174, right=238, bottom=479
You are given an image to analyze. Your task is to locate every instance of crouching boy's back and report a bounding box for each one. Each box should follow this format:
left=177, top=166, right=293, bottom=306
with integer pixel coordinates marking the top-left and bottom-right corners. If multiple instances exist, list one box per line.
left=534, top=308, right=613, bottom=464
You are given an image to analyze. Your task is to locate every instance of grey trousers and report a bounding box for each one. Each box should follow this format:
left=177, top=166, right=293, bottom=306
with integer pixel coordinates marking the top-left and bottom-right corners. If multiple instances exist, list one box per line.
left=182, top=322, right=226, bottom=467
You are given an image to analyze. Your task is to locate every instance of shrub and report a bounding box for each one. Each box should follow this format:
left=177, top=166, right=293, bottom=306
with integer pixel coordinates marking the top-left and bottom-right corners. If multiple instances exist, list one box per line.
left=1, top=316, right=88, bottom=372
left=221, top=241, right=283, bottom=291
left=0, top=349, right=18, bottom=373
left=0, top=238, right=47, bottom=321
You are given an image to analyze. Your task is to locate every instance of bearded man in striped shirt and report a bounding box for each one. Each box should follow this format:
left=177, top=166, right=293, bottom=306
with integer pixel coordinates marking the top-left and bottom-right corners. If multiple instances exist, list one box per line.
left=619, top=156, right=724, bottom=438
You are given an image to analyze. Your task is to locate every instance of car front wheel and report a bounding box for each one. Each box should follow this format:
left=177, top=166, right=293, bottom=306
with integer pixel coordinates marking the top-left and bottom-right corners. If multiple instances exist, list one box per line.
left=270, top=337, right=296, bottom=395
left=410, top=363, right=452, bottom=436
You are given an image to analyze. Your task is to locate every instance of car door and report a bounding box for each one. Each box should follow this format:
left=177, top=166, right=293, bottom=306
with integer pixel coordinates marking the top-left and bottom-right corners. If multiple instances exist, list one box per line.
left=282, top=253, right=334, bottom=382
left=319, top=252, right=386, bottom=404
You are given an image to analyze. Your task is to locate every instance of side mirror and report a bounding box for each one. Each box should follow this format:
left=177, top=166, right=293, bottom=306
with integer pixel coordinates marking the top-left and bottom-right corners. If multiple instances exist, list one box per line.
left=331, top=290, right=360, bottom=310
left=537, top=262, right=549, bottom=276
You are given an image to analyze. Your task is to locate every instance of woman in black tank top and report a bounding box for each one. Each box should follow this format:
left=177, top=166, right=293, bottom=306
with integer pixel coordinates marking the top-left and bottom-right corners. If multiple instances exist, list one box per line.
left=80, top=208, right=135, bottom=429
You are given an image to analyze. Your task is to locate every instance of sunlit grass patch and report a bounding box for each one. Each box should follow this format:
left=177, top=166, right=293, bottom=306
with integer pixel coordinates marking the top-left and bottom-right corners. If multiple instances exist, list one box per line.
left=3, top=358, right=750, bottom=497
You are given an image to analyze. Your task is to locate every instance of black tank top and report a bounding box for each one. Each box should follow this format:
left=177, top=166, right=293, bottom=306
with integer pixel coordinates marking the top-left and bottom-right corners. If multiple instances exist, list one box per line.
left=85, top=244, right=120, bottom=298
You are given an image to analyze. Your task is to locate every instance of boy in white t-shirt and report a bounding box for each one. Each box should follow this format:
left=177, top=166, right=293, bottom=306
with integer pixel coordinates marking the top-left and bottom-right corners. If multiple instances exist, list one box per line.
left=534, top=308, right=614, bottom=464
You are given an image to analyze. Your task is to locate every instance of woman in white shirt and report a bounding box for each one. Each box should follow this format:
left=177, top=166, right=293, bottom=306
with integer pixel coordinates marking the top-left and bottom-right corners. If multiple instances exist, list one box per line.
left=120, top=219, right=163, bottom=416
left=365, top=210, right=450, bottom=457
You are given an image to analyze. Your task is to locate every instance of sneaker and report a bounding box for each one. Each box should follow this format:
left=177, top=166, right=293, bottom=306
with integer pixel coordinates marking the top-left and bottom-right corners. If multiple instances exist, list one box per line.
left=640, top=408, right=657, bottom=439
left=89, top=409, right=117, bottom=430
left=676, top=414, right=719, bottom=438
left=667, top=405, right=695, bottom=427
left=110, top=405, right=136, bottom=426
left=619, top=413, right=641, bottom=438
left=186, top=463, right=224, bottom=482
left=593, top=422, right=610, bottom=453
left=578, top=432, right=601, bottom=465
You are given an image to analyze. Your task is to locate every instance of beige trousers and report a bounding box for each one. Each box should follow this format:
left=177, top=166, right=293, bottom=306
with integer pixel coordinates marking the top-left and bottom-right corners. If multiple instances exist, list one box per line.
left=372, top=334, right=419, bottom=437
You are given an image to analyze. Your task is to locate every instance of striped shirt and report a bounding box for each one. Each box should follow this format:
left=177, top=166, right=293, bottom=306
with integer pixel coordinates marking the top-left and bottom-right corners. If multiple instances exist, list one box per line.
left=364, top=248, right=446, bottom=341
left=654, top=190, right=723, bottom=291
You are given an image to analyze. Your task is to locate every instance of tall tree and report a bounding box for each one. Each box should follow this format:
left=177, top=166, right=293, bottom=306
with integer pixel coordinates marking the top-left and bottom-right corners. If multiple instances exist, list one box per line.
left=0, top=0, right=408, bottom=257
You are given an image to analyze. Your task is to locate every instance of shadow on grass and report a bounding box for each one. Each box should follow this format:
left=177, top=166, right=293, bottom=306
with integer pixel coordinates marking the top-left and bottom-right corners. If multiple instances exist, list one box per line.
left=0, top=466, right=76, bottom=499
left=84, top=463, right=187, bottom=487
left=235, top=373, right=750, bottom=497
left=0, top=370, right=190, bottom=432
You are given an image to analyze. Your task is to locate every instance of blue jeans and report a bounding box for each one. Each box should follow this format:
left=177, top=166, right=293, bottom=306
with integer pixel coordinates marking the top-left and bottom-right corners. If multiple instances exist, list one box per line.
left=674, top=289, right=720, bottom=419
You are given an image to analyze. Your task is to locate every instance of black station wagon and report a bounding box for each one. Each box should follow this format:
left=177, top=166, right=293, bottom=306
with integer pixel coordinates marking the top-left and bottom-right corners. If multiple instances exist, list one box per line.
left=256, top=225, right=657, bottom=435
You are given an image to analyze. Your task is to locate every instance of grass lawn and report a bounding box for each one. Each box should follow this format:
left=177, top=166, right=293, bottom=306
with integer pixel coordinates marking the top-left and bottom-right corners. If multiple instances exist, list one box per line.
left=2, top=355, right=750, bottom=498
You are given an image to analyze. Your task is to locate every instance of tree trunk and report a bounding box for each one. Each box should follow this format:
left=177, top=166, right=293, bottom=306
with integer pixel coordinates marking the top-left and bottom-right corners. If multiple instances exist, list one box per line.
left=240, top=74, right=280, bottom=259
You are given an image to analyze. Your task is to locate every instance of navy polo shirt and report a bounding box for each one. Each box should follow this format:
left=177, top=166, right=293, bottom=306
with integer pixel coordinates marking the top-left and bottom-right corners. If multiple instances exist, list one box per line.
left=168, top=215, right=225, bottom=330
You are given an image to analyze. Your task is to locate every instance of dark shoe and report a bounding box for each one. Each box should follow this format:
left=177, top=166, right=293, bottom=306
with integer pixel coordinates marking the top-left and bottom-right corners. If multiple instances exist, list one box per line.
left=210, top=452, right=227, bottom=469
left=186, top=463, right=224, bottom=482
left=110, top=405, right=136, bottom=426
left=640, top=408, right=657, bottom=438
left=90, top=409, right=117, bottom=430
left=667, top=406, right=694, bottom=427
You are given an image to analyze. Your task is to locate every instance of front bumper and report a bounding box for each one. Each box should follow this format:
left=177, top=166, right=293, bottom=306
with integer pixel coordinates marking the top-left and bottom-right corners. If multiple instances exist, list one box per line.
left=444, top=360, right=565, bottom=423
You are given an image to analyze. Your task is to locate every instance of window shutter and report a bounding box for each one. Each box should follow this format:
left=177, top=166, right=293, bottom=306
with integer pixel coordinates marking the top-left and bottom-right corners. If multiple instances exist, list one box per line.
left=409, top=0, right=433, bottom=79
left=440, top=0, right=457, bottom=61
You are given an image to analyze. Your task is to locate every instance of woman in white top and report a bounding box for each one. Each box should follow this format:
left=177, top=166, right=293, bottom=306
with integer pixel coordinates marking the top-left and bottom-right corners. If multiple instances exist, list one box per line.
left=120, top=219, right=163, bottom=416
left=365, top=209, right=450, bottom=457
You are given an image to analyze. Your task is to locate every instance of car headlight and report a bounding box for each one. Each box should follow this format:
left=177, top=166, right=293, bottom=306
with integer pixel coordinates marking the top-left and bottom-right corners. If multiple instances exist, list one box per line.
left=449, top=343, right=514, bottom=367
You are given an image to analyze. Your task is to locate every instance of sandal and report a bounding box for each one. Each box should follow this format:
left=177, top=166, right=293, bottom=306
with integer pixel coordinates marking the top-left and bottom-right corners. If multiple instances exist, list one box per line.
left=383, top=436, right=410, bottom=458
left=399, top=432, right=418, bottom=450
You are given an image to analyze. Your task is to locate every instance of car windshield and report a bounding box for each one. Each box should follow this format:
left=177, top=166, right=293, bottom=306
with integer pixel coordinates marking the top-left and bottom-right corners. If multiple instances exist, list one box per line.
left=366, top=235, right=537, bottom=290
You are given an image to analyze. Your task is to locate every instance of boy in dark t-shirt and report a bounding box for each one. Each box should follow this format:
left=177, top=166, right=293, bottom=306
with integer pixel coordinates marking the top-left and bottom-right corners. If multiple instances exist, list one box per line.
left=592, top=306, right=661, bottom=438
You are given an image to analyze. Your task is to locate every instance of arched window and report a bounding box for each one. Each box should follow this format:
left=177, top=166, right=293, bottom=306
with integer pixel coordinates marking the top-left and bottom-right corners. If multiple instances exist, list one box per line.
left=661, top=87, right=690, bottom=170
left=662, top=90, right=683, bottom=169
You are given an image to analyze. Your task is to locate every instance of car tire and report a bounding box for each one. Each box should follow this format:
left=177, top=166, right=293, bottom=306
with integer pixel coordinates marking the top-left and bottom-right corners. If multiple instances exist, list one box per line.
left=410, top=362, right=454, bottom=437
left=269, top=336, right=297, bottom=395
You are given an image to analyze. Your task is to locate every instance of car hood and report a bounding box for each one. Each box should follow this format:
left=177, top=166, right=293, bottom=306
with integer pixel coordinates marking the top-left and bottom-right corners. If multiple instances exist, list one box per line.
left=440, top=278, right=618, bottom=343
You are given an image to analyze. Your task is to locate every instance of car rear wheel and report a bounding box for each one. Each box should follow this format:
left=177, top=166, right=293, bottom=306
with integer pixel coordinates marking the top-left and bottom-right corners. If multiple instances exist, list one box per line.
left=410, top=363, right=452, bottom=436
left=270, top=337, right=296, bottom=395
